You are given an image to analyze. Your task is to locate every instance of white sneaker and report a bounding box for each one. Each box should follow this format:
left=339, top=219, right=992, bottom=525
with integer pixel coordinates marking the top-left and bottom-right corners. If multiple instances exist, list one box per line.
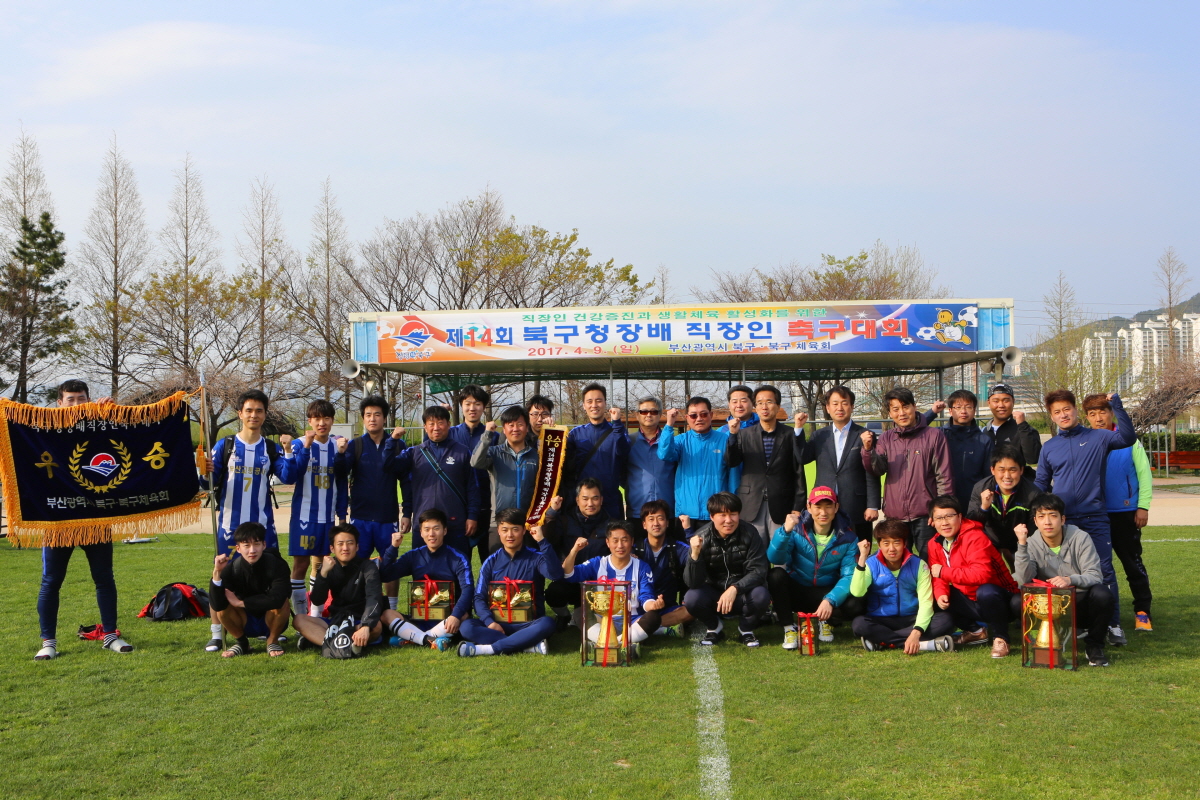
left=818, top=620, right=834, bottom=643
left=524, top=640, right=549, bottom=655
left=782, top=625, right=799, bottom=650
left=34, top=644, right=57, bottom=661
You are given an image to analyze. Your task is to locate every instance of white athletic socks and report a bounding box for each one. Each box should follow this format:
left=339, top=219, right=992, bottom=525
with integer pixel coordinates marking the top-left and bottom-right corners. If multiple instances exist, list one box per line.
left=473, top=644, right=495, bottom=655
left=102, top=632, right=118, bottom=647
left=43, top=638, right=58, bottom=649
left=290, top=580, right=308, bottom=615
left=211, top=623, right=223, bottom=637
left=388, top=596, right=399, bottom=611
left=630, top=622, right=650, bottom=644
left=389, top=619, right=428, bottom=645
left=426, top=621, right=448, bottom=638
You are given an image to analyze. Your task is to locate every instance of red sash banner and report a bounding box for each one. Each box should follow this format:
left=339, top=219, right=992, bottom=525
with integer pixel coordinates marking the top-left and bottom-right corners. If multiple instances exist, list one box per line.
left=525, top=425, right=569, bottom=528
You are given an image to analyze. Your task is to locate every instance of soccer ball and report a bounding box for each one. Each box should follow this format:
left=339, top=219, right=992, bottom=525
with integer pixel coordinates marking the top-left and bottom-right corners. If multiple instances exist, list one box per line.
left=900, top=337, right=914, bottom=346
left=958, top=306, right=978, bottom=326
left=916, top=327, right=937, bottom=341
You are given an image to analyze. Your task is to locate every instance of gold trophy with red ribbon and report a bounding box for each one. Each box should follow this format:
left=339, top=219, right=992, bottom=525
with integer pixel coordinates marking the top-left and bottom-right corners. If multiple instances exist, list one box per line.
left=1020, top=582, right=1078, bottom=670
left=581, top=580, right=633, bottom=667
left=488, top=579, right=534, bottom=623
left=406, top=577, right=455, bottom=621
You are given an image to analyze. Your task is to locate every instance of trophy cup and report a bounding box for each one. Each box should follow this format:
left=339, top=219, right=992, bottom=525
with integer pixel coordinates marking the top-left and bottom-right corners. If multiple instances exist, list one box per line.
left=407, top=578, right=455, bottom=621
left=488, top=580, right=534, bottom=623
left=581, top=580, right=633, bottom=667
left=1021, top=582, right=1078, bottom=670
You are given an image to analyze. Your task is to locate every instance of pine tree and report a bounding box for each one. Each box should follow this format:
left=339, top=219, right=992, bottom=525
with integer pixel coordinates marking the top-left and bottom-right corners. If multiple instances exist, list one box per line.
left=0, top=212, right=77, bottom=402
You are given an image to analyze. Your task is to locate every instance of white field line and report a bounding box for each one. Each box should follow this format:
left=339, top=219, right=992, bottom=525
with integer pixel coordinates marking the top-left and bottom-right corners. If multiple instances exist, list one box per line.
left=1142, top=538, right=1200, bottom=542
left=691, top=636, right=732, bottom=799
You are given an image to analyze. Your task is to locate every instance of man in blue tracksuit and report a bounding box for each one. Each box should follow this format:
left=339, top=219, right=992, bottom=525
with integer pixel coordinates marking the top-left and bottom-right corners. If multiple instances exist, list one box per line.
left=379, top=509, right=474, bottom=648
left=458, top=508, right=565, bottom=656
left=563, top=382, right=629, bottom=520
left=658, top=396, right=736, bottom=522
left=924, top=389, right=993, bottom=509
left=383, top=406, right=479, bottom=557
left=625, top=395, right=677, bottom=535
left=1035, top=389, right=1136, bottom=646
left=448, top=384, right=492, bottom=565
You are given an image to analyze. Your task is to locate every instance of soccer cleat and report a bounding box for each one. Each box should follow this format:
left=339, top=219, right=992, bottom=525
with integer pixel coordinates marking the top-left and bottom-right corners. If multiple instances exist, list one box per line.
left=817, top=620, right=834, bottom=643
left=388, top=636, right=404, bottom=648
left=528, top=640, right=549, bottom=655
left=739, top=630, right=761, bottom=648
left=34, top=644, right=57, bottom=661
left=457, top=642, right=477, bottom=657
left=204, top=637, right=224, bottom=653
left=1135, top=612, right=1153, bottom=632
left=432, top=635, right=454, bottom=652
left=700, top=629, right=725, bottom=646
left=954, top=628, right=989, bottom=647
left=296, top=636, right=316, bottom=651
left=103, top=636, right=133, bottom=653
left=1086, top=644, right=1110, bottom=667
left=663, top=625, right=682, bottom=638
left=861, top=637, right=877, bottom=652
left=1107, top=626, right=1127, bottom=647
left=990, top=638, right=1009, bottom=658
left=782, top=625, right=799, bottom=650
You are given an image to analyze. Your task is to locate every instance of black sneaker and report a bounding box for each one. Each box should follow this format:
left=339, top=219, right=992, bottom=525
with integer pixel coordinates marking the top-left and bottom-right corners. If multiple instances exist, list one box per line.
left=739, top=630, right=760, bottom=648
left=1086, top=643, right=1110, bottom=667
left=296, top=636, right=316, bottom=651
left=700, top=629, right=725, bottom=646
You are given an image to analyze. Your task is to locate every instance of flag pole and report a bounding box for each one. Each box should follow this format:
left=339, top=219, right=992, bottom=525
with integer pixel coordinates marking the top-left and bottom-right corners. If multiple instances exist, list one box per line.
left=197, top=370, right=220, bottom=556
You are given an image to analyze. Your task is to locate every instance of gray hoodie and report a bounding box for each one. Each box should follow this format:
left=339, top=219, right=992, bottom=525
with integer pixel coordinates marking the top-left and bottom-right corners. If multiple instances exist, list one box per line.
left=1013, top=524, right=1103, bottom=588
left=471, top=434, right=539, bottom=520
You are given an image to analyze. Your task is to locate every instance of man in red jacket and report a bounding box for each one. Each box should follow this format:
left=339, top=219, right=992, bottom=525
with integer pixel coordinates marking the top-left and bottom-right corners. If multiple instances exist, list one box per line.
left=926, top=495, right=1020, bottom=658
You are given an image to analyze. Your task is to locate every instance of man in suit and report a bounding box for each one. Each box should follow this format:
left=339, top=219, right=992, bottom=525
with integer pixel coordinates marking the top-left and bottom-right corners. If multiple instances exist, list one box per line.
left=796, top=385, right=881, bottom=542
left=724, top=385, right=807, bottom=548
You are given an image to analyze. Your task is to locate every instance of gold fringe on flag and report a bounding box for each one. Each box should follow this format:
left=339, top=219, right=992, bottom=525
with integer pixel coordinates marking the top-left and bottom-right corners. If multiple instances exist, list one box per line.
left=0, top=391, right=203, bottom=548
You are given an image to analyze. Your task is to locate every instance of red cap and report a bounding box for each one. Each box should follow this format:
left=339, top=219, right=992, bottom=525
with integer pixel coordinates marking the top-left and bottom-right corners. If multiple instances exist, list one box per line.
left=808, top=486, right=838, bottom=505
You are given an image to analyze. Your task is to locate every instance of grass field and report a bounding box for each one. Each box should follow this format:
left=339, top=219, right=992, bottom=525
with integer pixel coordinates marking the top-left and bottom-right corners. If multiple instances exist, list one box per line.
left=1, top=529, right=1198, bottom=799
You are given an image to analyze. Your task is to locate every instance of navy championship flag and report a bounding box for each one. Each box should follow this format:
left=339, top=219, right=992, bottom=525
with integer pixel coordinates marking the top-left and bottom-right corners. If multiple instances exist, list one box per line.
left=0, top=392, right=202, bottom=547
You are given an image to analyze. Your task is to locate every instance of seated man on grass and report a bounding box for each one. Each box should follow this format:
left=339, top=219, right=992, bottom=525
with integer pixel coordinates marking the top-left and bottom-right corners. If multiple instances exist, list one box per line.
left=850, top=520, right=953, bottom=653
left=634, top=500, right=694, bottom=635
left=209, top=522, right=291, bottom=658
left=1013, top=493, right=1115, bottom=667
left=561, top=521, right=665, bottom=652
left=458, top=508, right=565, bottom=657
left=682, top=492, right=770, bottom=647
left=926, top=495, right=1021, bottom=658
left=766, top=486, right=863, bottom=648
left=378, top=509, right=475, bottom=651
left=294, top=523, right=393, bottom=654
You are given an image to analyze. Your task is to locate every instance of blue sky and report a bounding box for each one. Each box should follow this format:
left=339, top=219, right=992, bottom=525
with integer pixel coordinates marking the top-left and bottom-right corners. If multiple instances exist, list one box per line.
left=1, top=2, right=1197, bottom=343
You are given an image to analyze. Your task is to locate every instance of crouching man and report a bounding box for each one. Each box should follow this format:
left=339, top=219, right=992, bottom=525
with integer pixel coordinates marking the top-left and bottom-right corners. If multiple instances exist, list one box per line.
left=210, top=522, right=291, bottom=657
left=682, top=492, right=770, bottom=647
left=1014, top=493, right=1115, bottom=667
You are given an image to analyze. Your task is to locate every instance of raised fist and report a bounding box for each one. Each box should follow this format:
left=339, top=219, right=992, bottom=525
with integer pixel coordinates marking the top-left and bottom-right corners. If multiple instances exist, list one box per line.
left=666, top=408, right=680, bottom=426
left=485, top=420, right=497, bottom=433
left=727, top=416, right=741, bottom=434
left=571, top=536, right=589, bottom=553
left=1013, top=523, right=1028, bottom=545
left=931, top=400, right=947, bottom=414
left=279, top=434, right=293, bottom=449
left=689, top=534, right=703, bottom=552
left=678, top=514, right=691, bottom=530
left=390, top=426, right=405, bottom=439
left=857, top=539, right=872, bottom=561
left=391, top=531, right=405, bottom=549
left=980, top=489, right=994, bottom=510
left=860, top=430, right=875, bottom=450
left=794, top=411, right=808, bottom=428
left=302, top=428, right=316, bottom=448
left=336, top=436, right=348, bottom=453
left=783, top=511, right=801, bottom=532
left=609, top=407, right=623, bottom=422
left=549, top=495, right=564, bottom=512
left=1013, top=410, right=1026, bottom=424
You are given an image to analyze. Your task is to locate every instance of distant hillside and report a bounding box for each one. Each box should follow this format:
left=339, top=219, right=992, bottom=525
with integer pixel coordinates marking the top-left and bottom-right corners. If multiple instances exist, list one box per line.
left=1028, top=291, right=1200, bottom=351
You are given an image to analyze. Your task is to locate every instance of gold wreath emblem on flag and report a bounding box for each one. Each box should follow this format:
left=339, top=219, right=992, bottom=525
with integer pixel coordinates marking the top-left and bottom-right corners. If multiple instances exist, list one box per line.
left=68, top=440, right=133, bottom=494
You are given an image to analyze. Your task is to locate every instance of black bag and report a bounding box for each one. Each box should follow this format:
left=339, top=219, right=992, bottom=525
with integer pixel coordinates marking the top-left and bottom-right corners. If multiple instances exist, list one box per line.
left=320, top=617, right=362, bottom=659
left=137, top=583, right=210, bottom=621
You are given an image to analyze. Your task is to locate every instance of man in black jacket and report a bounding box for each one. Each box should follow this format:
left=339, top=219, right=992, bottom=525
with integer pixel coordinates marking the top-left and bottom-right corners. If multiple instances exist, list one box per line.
left=683, top=492, right=770, bottom=647
left=966, top=446, right=1039, bottom=567
left=725, top=385, right=806, bottom=548
left=796, top=385, right=881, bottom=542
left=294, top=523, right=399, bottom=654
left=210, top=522, right=291, bottom=657
left=925, top=389, right=993, bottom=509
left=984, top=384, right=1041, bottom=482
left=542, top=479, right=612, bottom=623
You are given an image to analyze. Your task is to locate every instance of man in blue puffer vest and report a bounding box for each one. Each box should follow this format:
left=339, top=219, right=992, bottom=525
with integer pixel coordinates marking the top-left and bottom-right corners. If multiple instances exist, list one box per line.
left=849, top=519, right=954, bottom=653
left=766, top=486, right=864, bottom=649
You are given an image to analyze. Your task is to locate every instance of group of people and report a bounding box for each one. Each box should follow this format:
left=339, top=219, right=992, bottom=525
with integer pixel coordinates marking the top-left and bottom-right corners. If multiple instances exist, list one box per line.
left=32, top=378, right=1156, bottom=668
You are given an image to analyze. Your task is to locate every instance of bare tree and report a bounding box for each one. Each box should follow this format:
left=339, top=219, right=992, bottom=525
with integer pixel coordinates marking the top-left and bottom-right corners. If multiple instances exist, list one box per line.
left=76, top=137, right=151, bottom=399
left=1155, top=246, right=1191, bottom=362
left=1, top=128, right=55, bottom=248
left=1025, top=270, right=1122, bottom=406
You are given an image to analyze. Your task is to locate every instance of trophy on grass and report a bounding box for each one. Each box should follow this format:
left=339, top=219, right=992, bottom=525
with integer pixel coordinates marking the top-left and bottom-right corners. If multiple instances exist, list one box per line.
left=795, top=612, right=820, bottom=656
left=581, top=580, right=633, bottom=667
left=489, top=579, right=534, bottom=623
left=406, top=576, right=455, bottom=621
left=1020, top=582, right=1078, bottom=670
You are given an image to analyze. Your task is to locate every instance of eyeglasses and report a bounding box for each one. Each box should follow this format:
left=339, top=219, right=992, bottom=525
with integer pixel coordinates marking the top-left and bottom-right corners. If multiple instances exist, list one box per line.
left=932, top=513, right=960, bottom=523
left=638, top=409, right=660, bottom=415
left=687, top=412, right=711, bottom=419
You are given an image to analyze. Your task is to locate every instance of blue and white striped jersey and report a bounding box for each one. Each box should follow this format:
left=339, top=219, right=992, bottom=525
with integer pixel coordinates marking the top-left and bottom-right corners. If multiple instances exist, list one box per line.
left=209, top=435, right=294, bottom=535
left=288, top=438, right=347, bottom=528
left=563, top=554, right=656, bottom=615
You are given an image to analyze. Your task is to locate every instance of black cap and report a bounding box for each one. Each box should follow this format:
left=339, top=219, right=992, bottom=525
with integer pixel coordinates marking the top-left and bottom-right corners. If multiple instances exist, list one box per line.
left=989, top=383, right=1014, bottom=399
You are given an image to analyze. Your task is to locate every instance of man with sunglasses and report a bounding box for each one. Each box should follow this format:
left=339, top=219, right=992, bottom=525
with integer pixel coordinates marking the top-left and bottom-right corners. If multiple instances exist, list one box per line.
left=658, top=396, right=736, bottom=526
left=625, top=396, right=678, bottom=539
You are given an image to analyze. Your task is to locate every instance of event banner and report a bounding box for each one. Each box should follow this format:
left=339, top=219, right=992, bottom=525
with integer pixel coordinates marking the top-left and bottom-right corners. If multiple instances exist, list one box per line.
left=0, top=392, right=203, bottom=547
left=371, top=302, right=985, bottom=365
